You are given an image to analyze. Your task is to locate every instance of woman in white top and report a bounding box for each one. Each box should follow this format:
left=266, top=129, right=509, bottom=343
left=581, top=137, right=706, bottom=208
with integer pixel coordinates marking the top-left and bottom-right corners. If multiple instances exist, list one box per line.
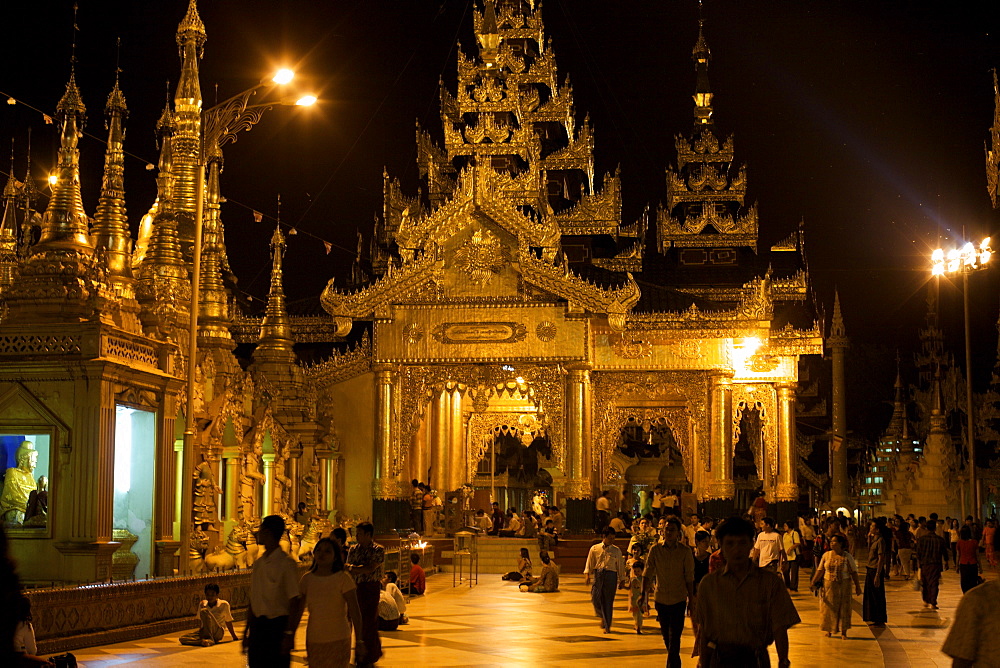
left=292, top=538, right=366, bottom=668
left=13, top=594, right=37, bottom=656
left=810, top=534, right=861, bottom=638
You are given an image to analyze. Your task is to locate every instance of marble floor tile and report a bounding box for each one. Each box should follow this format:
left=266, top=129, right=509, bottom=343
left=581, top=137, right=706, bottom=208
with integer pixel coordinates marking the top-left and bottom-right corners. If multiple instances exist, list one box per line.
left=64, top=563, right=992, bottom=667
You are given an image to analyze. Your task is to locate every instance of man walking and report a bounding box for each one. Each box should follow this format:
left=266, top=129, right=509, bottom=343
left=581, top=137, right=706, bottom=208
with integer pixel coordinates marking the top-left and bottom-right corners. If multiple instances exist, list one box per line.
left=243, top=515, right=301, bottom=668
left=644, top=517, right=695, bottom=668
left=751, top=517, right=783, bottom=573
left=781, top=520, right=802, bottom=591
left=584, top=526, right=627, bottom=633
left=347, top=522, right=385, bottom=665
left=595, top=491, right=611, bottom=534
left=696, top=517, right=800, bottom=668
left=915, top=518, right=950, bottom=610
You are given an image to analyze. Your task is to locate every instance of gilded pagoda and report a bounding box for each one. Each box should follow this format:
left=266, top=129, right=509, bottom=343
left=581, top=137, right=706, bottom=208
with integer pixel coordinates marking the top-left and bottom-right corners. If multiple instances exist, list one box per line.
left=0, top=0, right=824, bottom=583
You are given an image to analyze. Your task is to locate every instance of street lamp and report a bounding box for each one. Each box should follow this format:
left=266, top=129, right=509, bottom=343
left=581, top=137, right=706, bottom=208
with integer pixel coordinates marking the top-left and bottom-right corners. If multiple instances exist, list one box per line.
left=180, top=69, right=316, bottom=566
left=931, top=236, right=992, bottom=518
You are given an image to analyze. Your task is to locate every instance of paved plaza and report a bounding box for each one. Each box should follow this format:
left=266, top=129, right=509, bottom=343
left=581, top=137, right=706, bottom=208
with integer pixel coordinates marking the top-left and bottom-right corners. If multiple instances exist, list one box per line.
left=67, top=563, right=980, bottom=667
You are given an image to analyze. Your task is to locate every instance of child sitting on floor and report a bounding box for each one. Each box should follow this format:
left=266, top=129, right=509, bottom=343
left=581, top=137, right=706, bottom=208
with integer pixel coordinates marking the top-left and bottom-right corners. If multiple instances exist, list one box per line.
left=179, top=583, right=238, bottom=646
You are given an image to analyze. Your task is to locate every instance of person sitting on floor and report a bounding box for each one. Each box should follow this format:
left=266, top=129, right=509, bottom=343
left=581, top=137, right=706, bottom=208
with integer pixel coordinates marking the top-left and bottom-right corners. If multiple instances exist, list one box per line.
left=382, top=571, right=408, bottom=624
left=538, top=520, right=558, bottom=552
left=376, top=586, right=402, bottom=632
left=503, top=547, right=533, bottom=581
left=179, top=583, right=238, bottom=646
left=473, top=509, right=493, bottom=533
left=520, top=551, right=559, bottom=592
left=404, top=552, right=426, bottom=595
left=500, top=510, right=522, bottom=537
left=609, top=512, right=629, bottom=537
left=521, top=512, right=539, bottom=538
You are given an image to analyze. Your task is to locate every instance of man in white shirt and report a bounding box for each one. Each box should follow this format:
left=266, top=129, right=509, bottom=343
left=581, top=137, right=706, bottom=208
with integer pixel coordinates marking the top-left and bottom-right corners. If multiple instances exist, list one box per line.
left=382, top=571, right=408, bottom=624
left=180, top=583, right=238, bottom=646
left=595, top=491, right=611, bottom=534
left=751, top=517, right=783, bottom=573
left=651, top=485, right=663, bottom=519
left=681, top=513, right=701, bottom=548
left=244, top=515, right=301, bottom=668
left=584, top=526, right=627, bottom=633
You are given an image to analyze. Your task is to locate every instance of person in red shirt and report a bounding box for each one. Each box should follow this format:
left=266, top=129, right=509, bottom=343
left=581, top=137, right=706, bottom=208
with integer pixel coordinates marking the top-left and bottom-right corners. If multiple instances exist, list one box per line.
left=406, top=553, right=426, bottom=595
left=956, top=526, right=981, bottom=593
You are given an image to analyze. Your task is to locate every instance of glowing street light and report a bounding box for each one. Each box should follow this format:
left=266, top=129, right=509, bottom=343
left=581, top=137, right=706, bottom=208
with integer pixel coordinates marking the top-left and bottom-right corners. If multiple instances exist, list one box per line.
left=272, top=68, right=295, bottom=85
left=295, top=94, right=317, bottom=107
left=930, top=236, right=993, bottom=517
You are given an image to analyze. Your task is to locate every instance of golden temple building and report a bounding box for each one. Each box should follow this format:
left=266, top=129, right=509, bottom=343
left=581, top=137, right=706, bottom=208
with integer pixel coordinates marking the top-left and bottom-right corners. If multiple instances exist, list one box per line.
left=0, top=0, right=824, bottom=584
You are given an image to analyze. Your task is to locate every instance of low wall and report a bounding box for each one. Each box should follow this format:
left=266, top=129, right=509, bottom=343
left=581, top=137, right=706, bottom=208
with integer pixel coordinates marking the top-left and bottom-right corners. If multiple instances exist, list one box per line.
left=25, top=545, right=436, bottom=655
left=27, top=570, right=251, bottom=655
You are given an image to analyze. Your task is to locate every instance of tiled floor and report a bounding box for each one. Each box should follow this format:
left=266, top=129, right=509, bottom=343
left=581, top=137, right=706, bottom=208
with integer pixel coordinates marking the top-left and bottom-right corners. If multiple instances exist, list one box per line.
left=68, top=564, right=982, bottom=667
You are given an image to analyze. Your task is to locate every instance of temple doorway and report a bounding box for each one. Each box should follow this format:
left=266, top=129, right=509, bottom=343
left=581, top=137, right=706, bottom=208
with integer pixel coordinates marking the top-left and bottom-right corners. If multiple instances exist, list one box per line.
left=473, top=418, right=552, bottom=513
left=616, top=417, right=688, bottom=517
left=113, top=406, right=156, bottom=579
left=734, top=406, right=764, bottom=512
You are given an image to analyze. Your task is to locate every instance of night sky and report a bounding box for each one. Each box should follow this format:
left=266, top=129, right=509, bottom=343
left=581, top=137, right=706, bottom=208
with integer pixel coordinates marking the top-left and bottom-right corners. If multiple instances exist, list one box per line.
left=2, top=1, right=999, bottom=434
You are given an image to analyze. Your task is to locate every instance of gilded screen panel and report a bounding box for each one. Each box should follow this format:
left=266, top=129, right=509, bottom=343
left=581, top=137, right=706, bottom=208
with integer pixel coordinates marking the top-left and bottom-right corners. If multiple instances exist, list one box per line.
left=375, top=304, right=586, bottom=363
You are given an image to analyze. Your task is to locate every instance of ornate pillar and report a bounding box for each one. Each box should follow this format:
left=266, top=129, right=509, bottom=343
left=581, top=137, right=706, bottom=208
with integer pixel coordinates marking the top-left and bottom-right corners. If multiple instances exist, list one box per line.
left=447, top=388, right=466, bottom=492
left=564, top=363, right=593, bottom=533
left=774, top=382, right=798, bottom=525
left=410, top=409, right=428, bottom=485
left=828, top=291, right=850, bottom=506
left=431, top=388, right=450, bottom=494
left=262, top=454, right=275, bottom=517
left=224, top=456, right=238, bottom=521
left=372, top=364, right=407, bottom=533
left=154, top=393, right=180, bottom=576
left=702, top=372, right=735, bottom=519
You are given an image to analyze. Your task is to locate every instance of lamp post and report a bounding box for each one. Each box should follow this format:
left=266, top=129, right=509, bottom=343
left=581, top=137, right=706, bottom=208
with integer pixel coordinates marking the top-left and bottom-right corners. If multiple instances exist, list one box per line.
left=932, top=237, right=993, bottom=518
left=180, top=70, right=315, bottom=567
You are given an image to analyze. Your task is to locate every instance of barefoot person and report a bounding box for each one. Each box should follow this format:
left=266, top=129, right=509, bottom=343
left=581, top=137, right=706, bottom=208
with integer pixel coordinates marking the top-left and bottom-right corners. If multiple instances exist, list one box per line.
left=584, top=526, right=627, bottom=633
left=291, top=538, right=367, bottom=668
left=696, top=517, right=800, bottom=668
left=243, top=515, right=302, bottom=668
left=179, top=583, right=238, bottom=646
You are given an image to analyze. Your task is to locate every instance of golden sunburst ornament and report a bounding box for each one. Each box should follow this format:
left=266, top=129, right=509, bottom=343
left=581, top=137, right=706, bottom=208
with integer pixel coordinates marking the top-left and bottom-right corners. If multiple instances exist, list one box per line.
left=454, top=228, right=505, bottom=285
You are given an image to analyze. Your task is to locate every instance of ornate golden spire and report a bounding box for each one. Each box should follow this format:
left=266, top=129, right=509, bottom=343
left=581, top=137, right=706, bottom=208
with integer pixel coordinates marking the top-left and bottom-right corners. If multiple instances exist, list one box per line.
left=139, top=102, right=186, bottom=285
left=92, top=74, right=131, bottom=277
left=828, top=289, right=848, bottom=347
left=36, top=69, right=91, bottom=251
left=196, top=149, right=234, bottom=347
left=176, top=0, right=206, bottom=48
left=692, top=19, right=714, bottom=127
left=987, top=69, right=999, bottom=208
left=255, top=220, right=295, bottom=361
left=134, top=96, right=176, bottom=269
left=172, top=0, right=205, bottom=247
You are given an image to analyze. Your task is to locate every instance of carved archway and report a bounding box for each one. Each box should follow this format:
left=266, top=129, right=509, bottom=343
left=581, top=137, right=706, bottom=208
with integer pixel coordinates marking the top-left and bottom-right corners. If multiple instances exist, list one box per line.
left=732, top=384, right=777, bottom=482
left=592, top=371, right=710, bottom=474
left=467, top=412, right=546, bottom=481
left=397, top=363, right=564, bottom=479
left=595, top=407, right=693, bottom=485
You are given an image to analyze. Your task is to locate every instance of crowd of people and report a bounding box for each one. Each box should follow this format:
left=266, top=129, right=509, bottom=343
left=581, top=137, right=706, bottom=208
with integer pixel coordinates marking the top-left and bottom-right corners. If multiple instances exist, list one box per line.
left=577, top=498, right=1000, bottom=667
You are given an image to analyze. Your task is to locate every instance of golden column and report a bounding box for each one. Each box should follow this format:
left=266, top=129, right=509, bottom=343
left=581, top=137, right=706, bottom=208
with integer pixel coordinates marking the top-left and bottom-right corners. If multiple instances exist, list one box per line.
left=705, top=372, right=735, bottom=505
left=372, top=364, right=398, bottom=498
left=431, top=387, right=451, bottom=494
left=447, top=388, right=467, bottom=492
left=564, top=363, right=593, bottom=532
left=775, top=383, right=798, bottom=502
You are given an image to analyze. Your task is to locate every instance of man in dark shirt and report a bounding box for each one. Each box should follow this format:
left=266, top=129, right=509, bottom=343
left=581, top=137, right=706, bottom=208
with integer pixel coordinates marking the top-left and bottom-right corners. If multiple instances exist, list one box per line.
left=490, top=502, right=505, bottom=536
left=347, top=522, right=385, bottom=665
left=915, top=519, right=950, bottom=609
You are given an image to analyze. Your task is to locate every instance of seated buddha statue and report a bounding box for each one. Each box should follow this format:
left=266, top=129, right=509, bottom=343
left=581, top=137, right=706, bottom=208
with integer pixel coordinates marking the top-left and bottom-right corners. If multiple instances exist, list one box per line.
left=1, top=441, right=38, bottom=525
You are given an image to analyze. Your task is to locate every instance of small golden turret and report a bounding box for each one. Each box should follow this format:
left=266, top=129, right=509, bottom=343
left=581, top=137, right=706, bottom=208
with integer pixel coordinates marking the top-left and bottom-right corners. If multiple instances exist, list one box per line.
left=196, top=147, right=234, bottom=347
left=0, top=152, right=18, bottom=289
left=92, top=75, right=131, bottom=277
left=35, top=70, right=92, bottom=251
left=254, top=221, right=295, bottom=362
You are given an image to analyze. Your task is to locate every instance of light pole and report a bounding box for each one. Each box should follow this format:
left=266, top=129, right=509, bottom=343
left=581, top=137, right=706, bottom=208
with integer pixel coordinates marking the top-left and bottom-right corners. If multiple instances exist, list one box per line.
left=180, top=70, right=315, bottom=567
left=932, top=237, right=992, bottom=518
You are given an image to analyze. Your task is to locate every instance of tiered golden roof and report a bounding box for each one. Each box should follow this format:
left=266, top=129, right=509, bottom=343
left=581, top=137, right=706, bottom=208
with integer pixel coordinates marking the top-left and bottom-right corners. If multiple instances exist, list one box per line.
left=92, top=76, right=131, bottom=278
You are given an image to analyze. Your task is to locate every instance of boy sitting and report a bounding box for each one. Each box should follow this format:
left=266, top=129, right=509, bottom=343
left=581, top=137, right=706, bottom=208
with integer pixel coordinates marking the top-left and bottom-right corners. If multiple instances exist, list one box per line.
left=179, top=583, right=238, bottom=646
left=405, top=552, right=426, bottom=595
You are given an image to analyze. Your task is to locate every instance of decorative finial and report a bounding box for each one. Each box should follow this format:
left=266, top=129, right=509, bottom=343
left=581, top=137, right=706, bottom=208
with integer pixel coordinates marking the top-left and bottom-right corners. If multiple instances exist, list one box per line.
left=177, top=0, right=207, bottom=49
left=691, top=14, right=713, bottom=126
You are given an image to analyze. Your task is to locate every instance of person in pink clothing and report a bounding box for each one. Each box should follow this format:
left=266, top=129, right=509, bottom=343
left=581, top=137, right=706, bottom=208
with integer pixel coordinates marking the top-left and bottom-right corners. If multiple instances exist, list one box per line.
left=982, top=520, right=997, bottom=568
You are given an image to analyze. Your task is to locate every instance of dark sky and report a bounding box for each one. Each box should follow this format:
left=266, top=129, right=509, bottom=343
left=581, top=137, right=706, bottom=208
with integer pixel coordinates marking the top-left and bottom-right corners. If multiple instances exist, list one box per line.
left=2, top=0, right=999, bottom=398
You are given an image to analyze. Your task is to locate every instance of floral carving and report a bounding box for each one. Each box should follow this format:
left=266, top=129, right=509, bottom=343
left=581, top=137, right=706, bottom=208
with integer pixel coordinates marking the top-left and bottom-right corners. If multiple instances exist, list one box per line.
left=535, top=321, right=557, bottom=342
